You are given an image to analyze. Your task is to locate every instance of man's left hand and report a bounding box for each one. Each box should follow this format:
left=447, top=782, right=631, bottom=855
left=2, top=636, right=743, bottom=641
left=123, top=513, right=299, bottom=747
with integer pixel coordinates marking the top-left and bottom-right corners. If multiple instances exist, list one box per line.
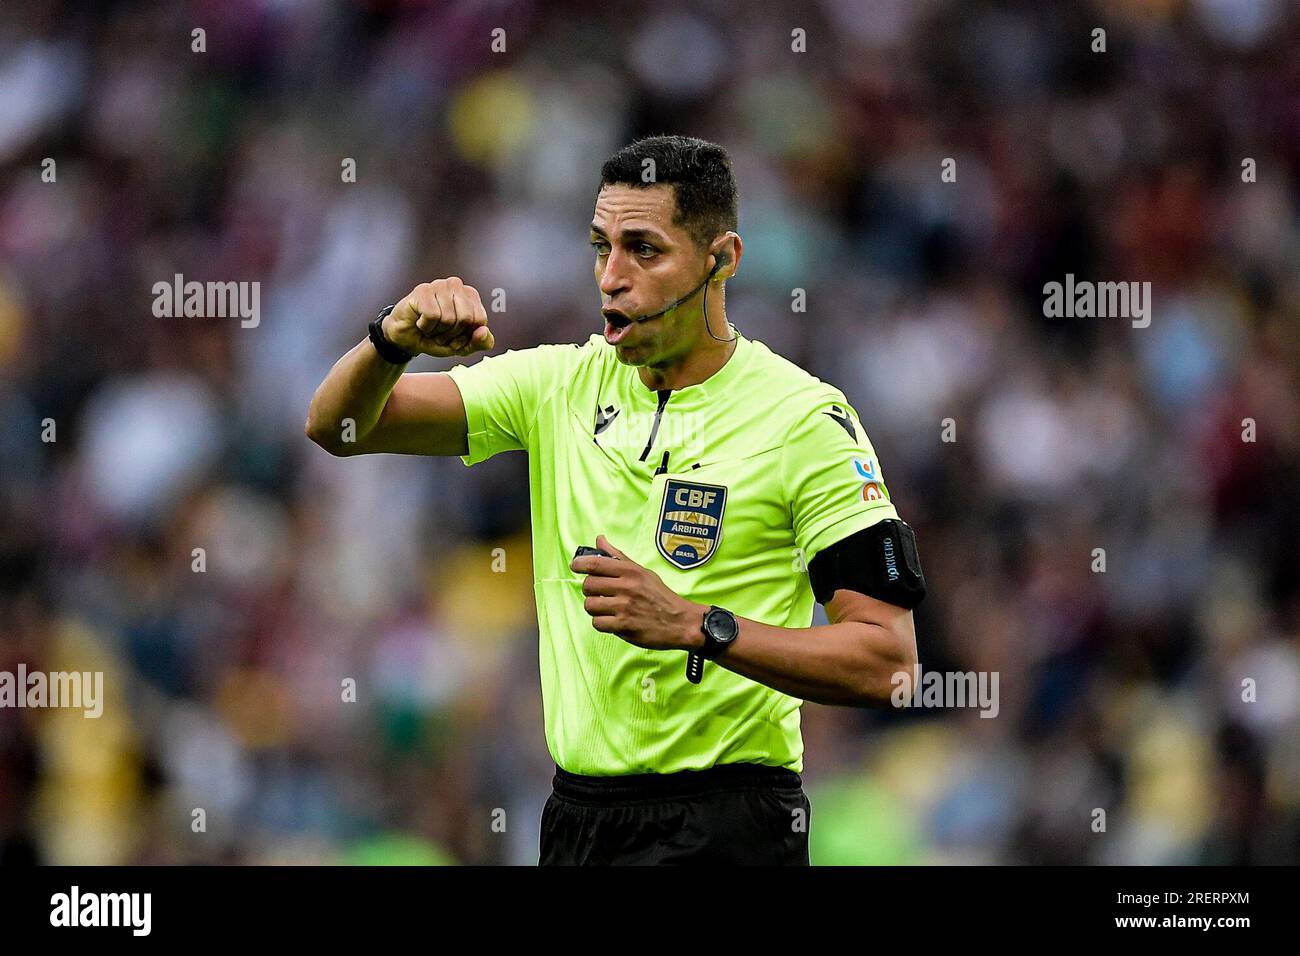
left=570, top=535, right=705, bottom=651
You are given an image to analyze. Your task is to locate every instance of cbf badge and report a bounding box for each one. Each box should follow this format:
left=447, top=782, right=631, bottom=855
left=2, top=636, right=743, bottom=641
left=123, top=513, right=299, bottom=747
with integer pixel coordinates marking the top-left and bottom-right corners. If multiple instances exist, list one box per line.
left=657, top=479, right=727, bottom=570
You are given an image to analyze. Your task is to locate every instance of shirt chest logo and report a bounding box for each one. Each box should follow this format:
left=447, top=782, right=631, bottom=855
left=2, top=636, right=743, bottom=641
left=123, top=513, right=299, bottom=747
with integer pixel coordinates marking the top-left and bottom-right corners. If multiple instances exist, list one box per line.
left=593, top=404, right=620, bottom=436
left=657, top=479, right=727, bottom=570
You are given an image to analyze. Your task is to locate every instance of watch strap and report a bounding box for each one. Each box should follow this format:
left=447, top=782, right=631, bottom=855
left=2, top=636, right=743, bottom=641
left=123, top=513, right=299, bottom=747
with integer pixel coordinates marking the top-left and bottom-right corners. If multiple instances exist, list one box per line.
left=687, top=606, right=736, bottom=684
left=685, top=652, right=704, bottom=684
left=368, top=304, right=416, bottom=364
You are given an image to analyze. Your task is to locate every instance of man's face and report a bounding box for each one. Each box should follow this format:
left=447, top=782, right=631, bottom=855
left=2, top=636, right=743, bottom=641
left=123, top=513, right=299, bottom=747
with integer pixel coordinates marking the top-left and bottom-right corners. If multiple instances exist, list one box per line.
left=590, top=183, right=712, bottom=367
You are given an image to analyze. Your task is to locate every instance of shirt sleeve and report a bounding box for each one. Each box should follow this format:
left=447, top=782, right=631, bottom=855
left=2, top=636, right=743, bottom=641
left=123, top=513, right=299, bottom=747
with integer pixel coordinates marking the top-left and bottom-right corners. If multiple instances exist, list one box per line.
left=781, top=390, right=901, bottom=567
left=442, top=342, right=580, bottom=466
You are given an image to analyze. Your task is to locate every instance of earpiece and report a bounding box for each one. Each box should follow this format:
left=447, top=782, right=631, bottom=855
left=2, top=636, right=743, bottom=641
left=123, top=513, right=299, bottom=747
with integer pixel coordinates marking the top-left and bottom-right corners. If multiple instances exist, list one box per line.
left=704, top=249, right=737, bottom=343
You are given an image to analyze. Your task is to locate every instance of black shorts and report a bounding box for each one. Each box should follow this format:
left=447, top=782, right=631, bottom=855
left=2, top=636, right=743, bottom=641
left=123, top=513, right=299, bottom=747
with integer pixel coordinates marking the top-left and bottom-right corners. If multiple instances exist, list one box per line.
left=539, top=762, right=811, bottom=865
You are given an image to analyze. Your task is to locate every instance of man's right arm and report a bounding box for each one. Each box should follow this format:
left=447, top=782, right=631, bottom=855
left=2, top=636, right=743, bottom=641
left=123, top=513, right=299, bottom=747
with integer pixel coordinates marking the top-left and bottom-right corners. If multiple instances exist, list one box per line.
left=305, top=277, right=495, bottom=457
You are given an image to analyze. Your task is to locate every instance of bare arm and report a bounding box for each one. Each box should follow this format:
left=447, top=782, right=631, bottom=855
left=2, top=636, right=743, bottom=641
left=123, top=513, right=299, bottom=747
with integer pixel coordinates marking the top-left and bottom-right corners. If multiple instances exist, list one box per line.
left=305, top=277, right=495, bottom=457
left=573, top=536, right=919, bottom=708
left=680, top=589, right=918, bottom=708
left=305, top=346, right=470, bottom=457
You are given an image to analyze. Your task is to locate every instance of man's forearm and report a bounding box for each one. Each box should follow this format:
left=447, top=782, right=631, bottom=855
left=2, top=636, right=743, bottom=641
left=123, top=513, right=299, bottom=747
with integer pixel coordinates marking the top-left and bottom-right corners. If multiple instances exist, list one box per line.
left=677, top=601, right=917, bottom=707
left=306, top=337, right=405, bottom=452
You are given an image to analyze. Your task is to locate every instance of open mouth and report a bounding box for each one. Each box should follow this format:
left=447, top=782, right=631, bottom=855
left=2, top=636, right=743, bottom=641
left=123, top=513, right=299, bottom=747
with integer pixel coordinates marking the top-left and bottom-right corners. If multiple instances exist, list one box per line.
left=603, top=309, right=634, bottom=344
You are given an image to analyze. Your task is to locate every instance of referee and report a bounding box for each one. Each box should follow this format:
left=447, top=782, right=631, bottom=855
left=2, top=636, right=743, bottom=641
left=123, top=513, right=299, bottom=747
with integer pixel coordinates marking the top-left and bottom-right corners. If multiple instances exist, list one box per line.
left=307, top=135, right=925, bottom=865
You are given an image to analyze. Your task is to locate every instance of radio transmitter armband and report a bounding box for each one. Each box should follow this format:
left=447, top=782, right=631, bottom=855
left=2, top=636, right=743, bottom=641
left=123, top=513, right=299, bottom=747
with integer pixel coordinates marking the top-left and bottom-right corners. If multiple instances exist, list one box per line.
left=807, top=518, right=927, bottom=609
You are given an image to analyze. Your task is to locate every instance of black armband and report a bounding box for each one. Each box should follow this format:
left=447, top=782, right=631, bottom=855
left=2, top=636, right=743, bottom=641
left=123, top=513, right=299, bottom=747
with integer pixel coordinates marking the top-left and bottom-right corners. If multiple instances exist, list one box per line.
left=807, top=518, right=927, bottom=609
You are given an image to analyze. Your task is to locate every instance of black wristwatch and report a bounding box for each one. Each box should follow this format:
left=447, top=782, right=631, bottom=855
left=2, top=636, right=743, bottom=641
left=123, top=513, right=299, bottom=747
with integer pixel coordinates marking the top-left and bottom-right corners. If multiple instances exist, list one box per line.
left=368, top=304, right=416, bottom=364
left=686, top=606, right=739, bottom=684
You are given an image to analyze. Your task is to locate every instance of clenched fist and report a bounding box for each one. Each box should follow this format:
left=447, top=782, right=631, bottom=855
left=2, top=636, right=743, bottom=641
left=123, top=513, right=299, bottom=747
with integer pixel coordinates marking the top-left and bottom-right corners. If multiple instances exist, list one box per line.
left=383, top=277, right=496, bottom=358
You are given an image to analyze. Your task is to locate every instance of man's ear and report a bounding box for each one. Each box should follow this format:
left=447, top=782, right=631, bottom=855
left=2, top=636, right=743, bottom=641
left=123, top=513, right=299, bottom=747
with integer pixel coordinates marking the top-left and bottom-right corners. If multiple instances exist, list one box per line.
left=711, top=232, right=739, bottom=281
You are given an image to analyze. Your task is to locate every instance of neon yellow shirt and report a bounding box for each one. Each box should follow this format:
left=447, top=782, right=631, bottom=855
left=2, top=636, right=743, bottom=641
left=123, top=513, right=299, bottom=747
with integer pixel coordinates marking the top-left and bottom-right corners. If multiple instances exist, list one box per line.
left=444, top=331, right=900, bottom=775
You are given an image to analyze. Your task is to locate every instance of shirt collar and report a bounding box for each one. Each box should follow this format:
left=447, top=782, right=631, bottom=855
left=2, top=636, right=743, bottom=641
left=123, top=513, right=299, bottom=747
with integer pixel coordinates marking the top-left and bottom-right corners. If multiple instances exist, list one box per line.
left=624, top=331, right=753, bottom=407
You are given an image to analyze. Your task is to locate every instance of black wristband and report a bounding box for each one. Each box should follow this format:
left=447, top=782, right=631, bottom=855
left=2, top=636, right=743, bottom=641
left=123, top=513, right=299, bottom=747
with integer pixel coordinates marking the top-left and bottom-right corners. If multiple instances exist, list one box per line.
left=368, top=304, right=416, bottom=365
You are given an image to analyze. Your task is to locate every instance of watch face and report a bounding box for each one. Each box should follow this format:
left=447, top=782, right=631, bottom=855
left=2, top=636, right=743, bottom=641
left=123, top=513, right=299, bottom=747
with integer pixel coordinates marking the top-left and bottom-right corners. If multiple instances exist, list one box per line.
left=705, top=608, right=738, bottom=643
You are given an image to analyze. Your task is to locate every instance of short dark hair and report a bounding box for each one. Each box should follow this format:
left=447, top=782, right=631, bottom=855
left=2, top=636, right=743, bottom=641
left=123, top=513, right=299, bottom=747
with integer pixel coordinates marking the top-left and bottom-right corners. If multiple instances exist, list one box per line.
left=598, top=135, right=738, bottom=250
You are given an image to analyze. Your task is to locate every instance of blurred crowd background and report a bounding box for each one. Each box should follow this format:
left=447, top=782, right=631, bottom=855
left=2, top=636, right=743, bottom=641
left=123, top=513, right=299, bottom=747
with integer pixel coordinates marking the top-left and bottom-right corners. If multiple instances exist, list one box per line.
left=1, top=0, right=1298, bottom=865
